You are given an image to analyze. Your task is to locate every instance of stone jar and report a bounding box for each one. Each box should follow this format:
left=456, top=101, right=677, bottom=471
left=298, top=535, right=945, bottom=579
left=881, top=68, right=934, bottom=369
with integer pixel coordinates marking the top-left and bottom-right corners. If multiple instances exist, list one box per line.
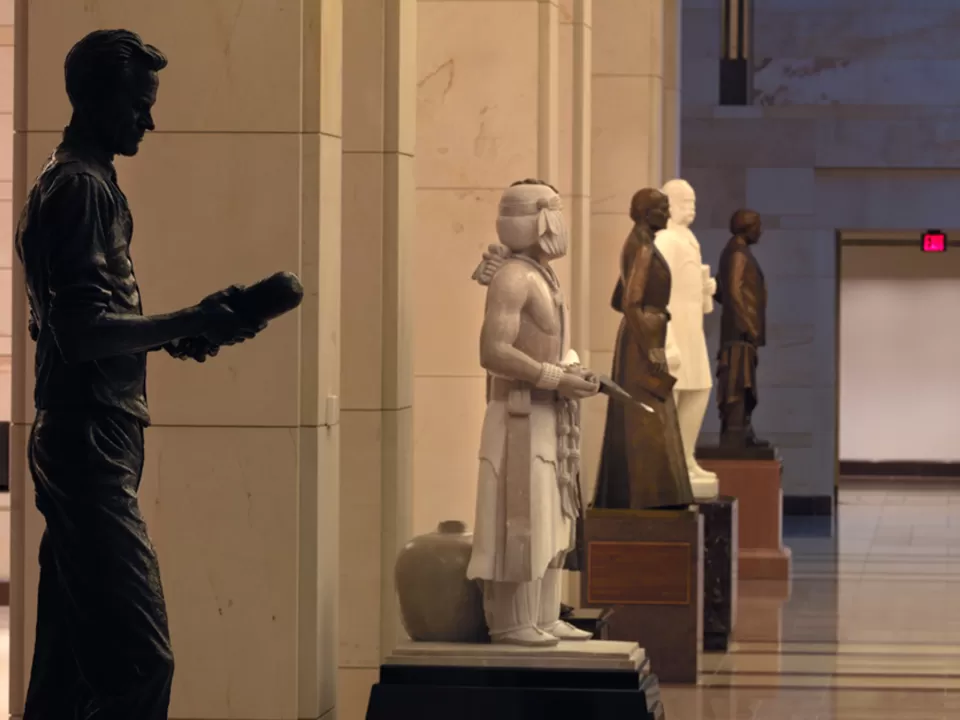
left=395, top=520, right=488, bottom=643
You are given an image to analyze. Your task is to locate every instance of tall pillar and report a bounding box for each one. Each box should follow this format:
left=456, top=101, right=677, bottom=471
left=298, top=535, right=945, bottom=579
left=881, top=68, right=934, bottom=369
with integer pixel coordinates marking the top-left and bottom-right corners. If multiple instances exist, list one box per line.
left=662, top=0, right=682, bottom=181
left=339, top=1, right=416, bottom=718
left=582, top=0, right=668, bottom=496
left=558, top=0, right=592, bottom=604
left=10, top=2, right=343, bottom=719
left=559, top=0, right=593, bottom=361
left=414, top=0, right=561, bottom=535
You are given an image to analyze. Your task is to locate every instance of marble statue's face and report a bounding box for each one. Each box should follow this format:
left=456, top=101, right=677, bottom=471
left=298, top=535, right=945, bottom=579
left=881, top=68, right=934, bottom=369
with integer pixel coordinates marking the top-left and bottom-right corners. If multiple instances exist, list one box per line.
left=663, top=180, right=696, bottom=227
left=675, top=194, right=696, bottom=226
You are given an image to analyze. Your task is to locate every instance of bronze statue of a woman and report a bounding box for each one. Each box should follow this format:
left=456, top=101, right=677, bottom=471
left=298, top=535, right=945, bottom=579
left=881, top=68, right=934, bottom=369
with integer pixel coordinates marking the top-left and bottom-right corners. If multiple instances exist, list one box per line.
left=593, top=189, right=695, bottom=510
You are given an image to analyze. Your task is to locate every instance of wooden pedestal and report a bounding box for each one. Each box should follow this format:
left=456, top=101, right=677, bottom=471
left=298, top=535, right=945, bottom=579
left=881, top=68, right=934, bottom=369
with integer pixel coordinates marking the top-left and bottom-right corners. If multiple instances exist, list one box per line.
left=698, top=456, right=791, bottom=581
left=582, top=508, right=703, bottom=684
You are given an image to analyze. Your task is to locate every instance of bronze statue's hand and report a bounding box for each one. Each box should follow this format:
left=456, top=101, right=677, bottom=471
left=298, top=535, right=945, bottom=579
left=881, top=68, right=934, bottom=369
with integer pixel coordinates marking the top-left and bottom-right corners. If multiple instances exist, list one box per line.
left=558, top=372, right=600, bottom=400
left=198, top=287, right=265, bottom=346
left=648, top=348, right=668, bottom=373
left=165, top=337, right=221, bottom=363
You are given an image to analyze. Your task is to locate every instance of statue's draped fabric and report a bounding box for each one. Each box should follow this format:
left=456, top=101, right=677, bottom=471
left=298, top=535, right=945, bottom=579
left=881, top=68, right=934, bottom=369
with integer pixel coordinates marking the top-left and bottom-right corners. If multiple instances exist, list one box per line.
left=594, top=226, right=694, bottom=510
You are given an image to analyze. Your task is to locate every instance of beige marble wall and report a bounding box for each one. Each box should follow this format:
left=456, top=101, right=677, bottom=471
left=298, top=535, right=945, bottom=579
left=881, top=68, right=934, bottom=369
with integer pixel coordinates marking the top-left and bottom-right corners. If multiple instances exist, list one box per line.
left=0, top=0, right=12, bottom=420
left=583, top=0, right=669, bottom=500
left=339, top=2, right=416, bottom=719
left=10, top=2, right=342, bottom=718
left=413, top=0, right=562, bottom=536
left=681, top=0, right=960, bottom=498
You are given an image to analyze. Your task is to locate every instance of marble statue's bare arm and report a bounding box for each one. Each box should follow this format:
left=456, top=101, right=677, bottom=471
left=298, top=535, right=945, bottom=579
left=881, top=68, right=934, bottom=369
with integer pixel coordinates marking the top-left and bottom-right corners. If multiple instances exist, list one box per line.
left=479, top=264, right=541, bottom=384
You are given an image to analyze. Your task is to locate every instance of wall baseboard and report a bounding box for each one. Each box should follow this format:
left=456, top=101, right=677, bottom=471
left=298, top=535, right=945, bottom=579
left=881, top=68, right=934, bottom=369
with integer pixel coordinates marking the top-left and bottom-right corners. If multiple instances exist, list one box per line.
left=840, top=460, right=960, bottom=478
left=783, top=495, right=834, bottom=517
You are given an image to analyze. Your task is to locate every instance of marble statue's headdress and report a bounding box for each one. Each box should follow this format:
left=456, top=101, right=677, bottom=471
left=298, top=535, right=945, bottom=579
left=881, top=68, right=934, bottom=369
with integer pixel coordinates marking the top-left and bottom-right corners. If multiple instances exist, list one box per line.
left=472, top=182, right=569, bottom=286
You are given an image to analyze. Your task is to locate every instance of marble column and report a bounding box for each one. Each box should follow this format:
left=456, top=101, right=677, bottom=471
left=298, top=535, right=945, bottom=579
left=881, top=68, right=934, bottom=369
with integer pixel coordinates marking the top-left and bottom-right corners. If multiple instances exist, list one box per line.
left=339, top=1, right=416, bottom=718
left=414, top=0, right=561, bottom=535
left=662, top=0, right=682, bottom=181
left=559, top=0, right=592, bottom=604
left=9, top=2, right=342, bottom=719
left=582, top=0, right=670, bottom=498
left=560, top=0, right=593, bottom=360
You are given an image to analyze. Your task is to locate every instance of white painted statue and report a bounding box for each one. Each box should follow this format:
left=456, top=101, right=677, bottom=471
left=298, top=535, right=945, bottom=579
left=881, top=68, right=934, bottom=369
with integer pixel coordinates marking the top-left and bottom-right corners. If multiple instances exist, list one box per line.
left=654, top=179, right=720, bottom=500
left=468, top=179, right=599, bottom=647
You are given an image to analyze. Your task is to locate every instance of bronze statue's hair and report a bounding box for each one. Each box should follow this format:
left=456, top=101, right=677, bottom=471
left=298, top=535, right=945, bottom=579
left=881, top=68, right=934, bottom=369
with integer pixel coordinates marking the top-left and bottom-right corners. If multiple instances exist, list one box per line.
left=730, top=209, right=761, bottom=236
left=65, top=29, right=168, bottom=110
left=510, top=178, right=559, bottom=194
left=629, top=188, right=667, bottom=224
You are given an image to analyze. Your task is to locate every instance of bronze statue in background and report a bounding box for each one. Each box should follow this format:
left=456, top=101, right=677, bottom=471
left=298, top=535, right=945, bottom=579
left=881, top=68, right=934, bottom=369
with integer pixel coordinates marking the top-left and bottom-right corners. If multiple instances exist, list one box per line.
left=593, top=189, right=695, bottom=510
left=715, top=209, right=770, bottom=450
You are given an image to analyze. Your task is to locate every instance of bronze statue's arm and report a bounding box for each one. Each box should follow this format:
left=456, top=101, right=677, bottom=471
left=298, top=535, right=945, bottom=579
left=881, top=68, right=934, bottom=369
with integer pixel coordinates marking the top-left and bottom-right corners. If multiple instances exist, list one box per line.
left=42, top=175, right=227, bottom=364
left=727, top=251, right=761, bottom=342
left=621, top=240, right=658, bottom=354
left=479, top=263, right=544, bottom=384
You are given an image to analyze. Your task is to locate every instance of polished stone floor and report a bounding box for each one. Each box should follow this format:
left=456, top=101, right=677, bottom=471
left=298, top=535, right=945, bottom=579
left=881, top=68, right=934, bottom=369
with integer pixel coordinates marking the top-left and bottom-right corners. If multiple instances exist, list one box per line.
left=662, top=481, right=960, bottom=719
left=1, top=483, right=959, bottom=718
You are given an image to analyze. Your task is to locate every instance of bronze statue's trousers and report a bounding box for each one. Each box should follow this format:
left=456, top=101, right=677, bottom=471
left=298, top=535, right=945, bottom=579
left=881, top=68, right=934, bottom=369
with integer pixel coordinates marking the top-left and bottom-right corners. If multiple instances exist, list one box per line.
left=23, top=410, right=174, bottom=720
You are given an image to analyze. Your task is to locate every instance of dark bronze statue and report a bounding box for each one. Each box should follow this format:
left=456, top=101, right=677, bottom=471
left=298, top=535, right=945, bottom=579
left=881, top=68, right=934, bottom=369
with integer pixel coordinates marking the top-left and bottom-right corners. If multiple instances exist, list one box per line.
left=593, top=189, right=694, bottom=510
left=15, top=30, right=299, bottom=719
left=715, top=208, right=769, bottom=450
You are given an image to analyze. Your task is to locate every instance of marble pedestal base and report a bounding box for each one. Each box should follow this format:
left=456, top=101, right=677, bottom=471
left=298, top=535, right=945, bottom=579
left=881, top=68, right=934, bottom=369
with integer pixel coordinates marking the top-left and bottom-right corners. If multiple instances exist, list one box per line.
left=697, top=496, right=739, bottom=652
left=582, top=507, right=703, bottom=684
left=697, top=453, right=792, bottom=581
left=367, top=641, right=665, bottom=720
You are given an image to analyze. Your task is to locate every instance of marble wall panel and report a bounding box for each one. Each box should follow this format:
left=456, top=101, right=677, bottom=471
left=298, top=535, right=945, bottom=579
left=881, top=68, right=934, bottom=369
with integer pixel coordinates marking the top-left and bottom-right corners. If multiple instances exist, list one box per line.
left=815, top=169, right=960, bottom=228
left=684, top=168, right=747, bottom=228
left=682, top=117, right=817, bottom=167
left=682, top=9, right=722, bottom=60
left=755, top=58, right=960, bottom=107
left=682, top=57, right=720, bottom=109
left=754, top=10, right=960, bottom=60
left=746, top=168, right=815, bottom=216
left=816, top=110, right=960, bottom=169
left=751, top=229, right=836, bottom=278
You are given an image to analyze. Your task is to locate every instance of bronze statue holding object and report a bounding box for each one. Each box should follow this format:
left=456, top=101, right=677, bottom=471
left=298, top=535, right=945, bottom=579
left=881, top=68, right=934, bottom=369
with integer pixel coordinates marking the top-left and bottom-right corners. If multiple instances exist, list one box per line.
left=16, top=30, right=301, bottom=719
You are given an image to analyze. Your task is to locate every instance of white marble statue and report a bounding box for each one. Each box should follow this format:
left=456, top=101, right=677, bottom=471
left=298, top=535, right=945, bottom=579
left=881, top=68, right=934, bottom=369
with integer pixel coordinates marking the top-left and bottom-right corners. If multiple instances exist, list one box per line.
left=654, top=179, right=720, bottom=500
left=468, top=179, right=599, bottom=647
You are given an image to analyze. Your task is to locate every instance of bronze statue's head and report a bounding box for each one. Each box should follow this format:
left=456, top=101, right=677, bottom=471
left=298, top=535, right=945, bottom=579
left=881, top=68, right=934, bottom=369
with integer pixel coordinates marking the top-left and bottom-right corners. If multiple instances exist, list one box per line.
left=730, top=209, right=762, bottom=244
left=629, top=188, right=670, bottom=232
left=65, top=29, right=168, bottom=157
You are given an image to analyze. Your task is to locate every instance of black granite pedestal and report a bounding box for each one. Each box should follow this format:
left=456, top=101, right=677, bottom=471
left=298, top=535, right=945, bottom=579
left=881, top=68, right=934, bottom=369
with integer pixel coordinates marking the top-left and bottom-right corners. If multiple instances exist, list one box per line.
left=697, top=496, right=739, bottom=652
left=366, top=660, right=665, bottom=720
left=561, top=607, right=614, bottom=640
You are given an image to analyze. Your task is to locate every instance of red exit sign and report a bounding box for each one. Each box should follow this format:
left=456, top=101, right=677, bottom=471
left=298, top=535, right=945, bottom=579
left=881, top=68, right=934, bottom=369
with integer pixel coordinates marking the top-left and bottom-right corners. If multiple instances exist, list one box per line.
left=923, top=230, right=947, bottom=252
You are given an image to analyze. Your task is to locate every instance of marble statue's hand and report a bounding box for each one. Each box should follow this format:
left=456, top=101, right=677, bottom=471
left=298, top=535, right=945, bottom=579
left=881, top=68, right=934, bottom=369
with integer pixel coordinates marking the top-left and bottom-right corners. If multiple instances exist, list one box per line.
left=648, top=348, right=668, bottom=373
left=475, top=250, right=506, bottom=285
left=666, top=346, right=682, bottom=373
left=558, top=372, right=600, bottom=400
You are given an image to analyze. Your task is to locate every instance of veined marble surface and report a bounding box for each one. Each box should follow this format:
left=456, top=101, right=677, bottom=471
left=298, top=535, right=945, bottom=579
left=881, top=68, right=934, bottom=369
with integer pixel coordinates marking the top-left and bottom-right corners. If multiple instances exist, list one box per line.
left=387, top=640, right=646, bottom=671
